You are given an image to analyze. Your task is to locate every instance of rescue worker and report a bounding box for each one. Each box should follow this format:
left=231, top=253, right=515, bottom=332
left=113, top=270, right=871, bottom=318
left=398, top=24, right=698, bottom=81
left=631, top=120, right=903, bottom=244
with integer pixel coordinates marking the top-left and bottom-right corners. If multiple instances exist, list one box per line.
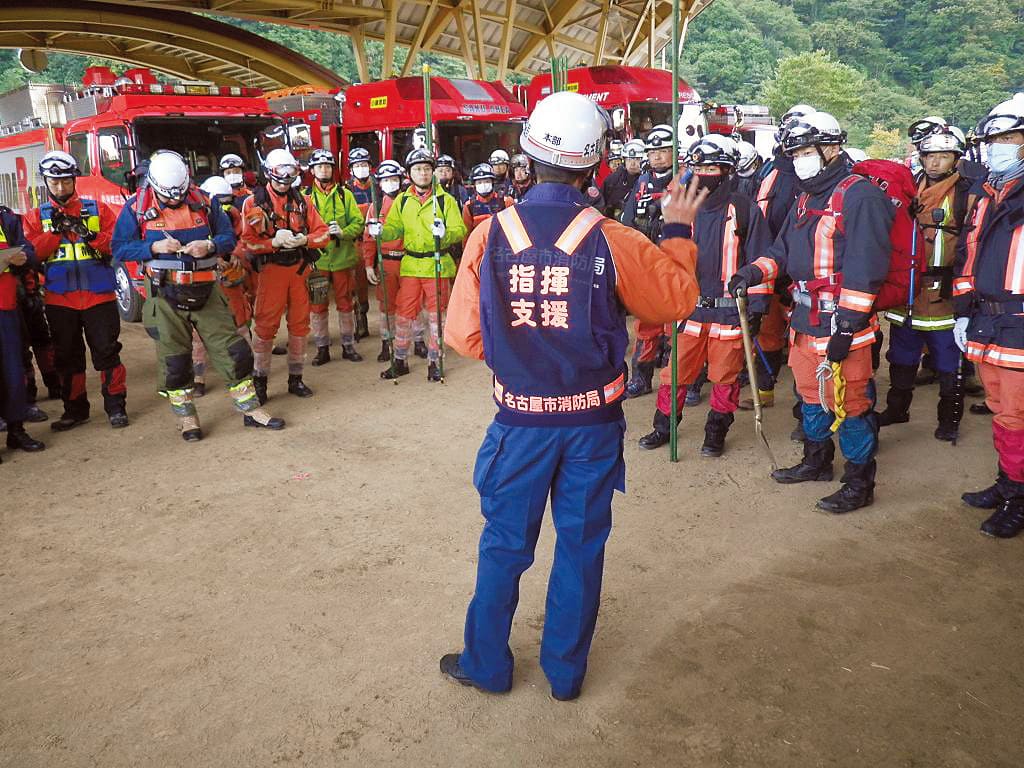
left=622, top=124, right=675, bottom=398
left=462, top=164, right=513, bottom=235
left=346, top=147, right=374, bottom=340
left=22, top=151, right=128, bottom=431
left=304, top=148, right=365, bottom=366
left=0, top=208, right=46, bottom=457
left=607, top=140, right=624, bottom=173
left=241, top=148, right=330, bottom=403
left=729, top=111, right=894, bottom=514
left=734, top=140, right=764, bottom=198
left=488, top=149, right=511, bottom=194
left=508, top=154, right=534, bottom=202
left=955, top=93, right=1024, bottom=537
left=440, top=91, right=705, bottom=699
left=435, top=155, right=469, bottom=208
left=111, top=151, right=284, bottom=439
left=639, top=135, right=772, bottom=455
left=367, top=148, right=467, bottom=381
left=879, top=122, right=973, bottom=441
left=220, top=154, right=251, bottom=210
left=601, top=138, right=644, bottom=219
left=363, top=160, right=406, bottom=363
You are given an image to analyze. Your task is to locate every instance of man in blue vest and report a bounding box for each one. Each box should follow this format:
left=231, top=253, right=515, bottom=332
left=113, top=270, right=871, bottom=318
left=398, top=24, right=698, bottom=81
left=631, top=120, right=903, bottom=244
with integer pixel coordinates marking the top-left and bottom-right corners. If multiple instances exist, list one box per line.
left=442, top=92, right=706, bottom=701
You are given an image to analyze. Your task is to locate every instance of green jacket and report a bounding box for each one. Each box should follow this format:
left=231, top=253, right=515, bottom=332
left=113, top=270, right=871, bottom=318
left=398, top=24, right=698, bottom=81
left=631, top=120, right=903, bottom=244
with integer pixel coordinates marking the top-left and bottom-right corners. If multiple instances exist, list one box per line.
left=381, top=183, right=467, bottom=278
left=306, top=182, right=364, bottom=271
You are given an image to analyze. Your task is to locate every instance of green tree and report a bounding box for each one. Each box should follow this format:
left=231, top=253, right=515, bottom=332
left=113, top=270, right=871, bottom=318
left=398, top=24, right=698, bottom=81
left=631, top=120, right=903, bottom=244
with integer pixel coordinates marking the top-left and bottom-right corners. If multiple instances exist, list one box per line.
left=761, top=51, right=865, bottom=120
left=865, top=124, right=906, bottom=158
left=925, top=63, right=1012, bottom=128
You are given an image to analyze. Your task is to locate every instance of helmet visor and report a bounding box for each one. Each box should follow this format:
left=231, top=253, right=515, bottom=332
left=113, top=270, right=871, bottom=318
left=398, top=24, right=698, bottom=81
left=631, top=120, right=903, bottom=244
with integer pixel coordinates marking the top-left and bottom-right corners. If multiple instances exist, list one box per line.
left=977, top=113, right=1024, bottom=140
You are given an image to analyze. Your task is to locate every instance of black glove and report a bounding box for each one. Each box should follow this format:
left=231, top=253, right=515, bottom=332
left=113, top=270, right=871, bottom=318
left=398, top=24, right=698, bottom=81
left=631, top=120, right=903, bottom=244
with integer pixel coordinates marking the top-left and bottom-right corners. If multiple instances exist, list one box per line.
left=51, top=211, right=76, bottom=234
left=728, top=267, right=756, bottom=299
left=826, top=328, right=854, bottom=363
left=747, top=313, right=762, bottom=337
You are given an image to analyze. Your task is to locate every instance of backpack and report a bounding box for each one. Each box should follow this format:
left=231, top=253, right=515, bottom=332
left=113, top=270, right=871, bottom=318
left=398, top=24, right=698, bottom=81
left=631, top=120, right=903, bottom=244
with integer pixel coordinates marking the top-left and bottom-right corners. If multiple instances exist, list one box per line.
left=796, top=159, right=924, bottom=311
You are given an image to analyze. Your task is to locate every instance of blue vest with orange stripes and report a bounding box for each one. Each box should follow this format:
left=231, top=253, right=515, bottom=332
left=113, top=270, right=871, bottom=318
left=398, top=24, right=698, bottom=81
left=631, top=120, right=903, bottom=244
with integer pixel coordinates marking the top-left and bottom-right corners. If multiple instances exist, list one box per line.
left=39, top=198, right=114, bottom=296
left=467, top=192, right=508, bottom=225
left=480, top=183, right=626, bottom=427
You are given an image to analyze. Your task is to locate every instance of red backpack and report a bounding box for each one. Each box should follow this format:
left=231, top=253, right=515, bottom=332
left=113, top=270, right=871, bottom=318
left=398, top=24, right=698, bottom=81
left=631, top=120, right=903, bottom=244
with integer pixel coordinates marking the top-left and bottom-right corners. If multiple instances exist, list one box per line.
left=796, top=159, right=924, bottom=311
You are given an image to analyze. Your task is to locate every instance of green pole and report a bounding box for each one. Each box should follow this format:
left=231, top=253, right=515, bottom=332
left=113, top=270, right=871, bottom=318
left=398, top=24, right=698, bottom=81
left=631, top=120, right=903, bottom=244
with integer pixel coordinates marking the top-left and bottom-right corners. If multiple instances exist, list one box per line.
left=369, top=181, right=397, bottom=380
left=423, top=64, right=446, bottom=381
left=668, top=0, right=681, bottom=463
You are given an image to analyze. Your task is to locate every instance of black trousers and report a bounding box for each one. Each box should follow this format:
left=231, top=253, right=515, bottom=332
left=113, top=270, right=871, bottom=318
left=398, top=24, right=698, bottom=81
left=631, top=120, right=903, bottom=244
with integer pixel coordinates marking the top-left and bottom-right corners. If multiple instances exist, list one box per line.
left=45, top=301, right=126, bottom=419
left=0, top=309, right=27, bottom=424
left=19, top=290, right=58, bottom=402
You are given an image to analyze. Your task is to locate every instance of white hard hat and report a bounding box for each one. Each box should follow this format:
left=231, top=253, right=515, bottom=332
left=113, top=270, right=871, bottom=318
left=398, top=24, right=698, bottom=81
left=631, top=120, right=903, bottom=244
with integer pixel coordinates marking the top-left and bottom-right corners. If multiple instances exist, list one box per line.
left=644, top=124, right=675, bottom=151
left=919, top=127, right=966, bottom=155
left=147, top=150, right=190, bottom=199
left=845, top=147, right=869, bottom=162
left=488, top=149, right=510, bottom=164
left=219, top=153, right=245, bottom=170
left=781, top=111, right=846, bottom=155
left=39, top=150, right=80, bottom=179
left=976, top=93, right=1024, bottom=141
left=264, top=148, right=300, bottom=184
left=622, top=139, right=646, bottom=159
left=200, top=175, right=233, bottom=199
left=520, top=91, right=607, bottom=170
left=735, top=140, right=760, bottom=174
left=782, top=104, right=817, bottom=123
left=685, top=134, right=740, bottom=169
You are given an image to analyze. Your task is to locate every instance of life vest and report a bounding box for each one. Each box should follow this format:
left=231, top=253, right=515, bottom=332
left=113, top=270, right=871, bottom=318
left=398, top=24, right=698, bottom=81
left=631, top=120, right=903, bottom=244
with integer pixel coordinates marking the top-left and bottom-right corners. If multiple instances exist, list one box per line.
left=40, top=197, right=114, bottom=296
left=467, top=193, right=508, bottom=227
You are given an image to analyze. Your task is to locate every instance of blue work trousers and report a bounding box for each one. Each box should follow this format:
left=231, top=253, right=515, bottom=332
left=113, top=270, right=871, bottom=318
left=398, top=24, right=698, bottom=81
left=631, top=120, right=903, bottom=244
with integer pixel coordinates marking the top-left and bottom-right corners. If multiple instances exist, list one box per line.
left=886, top=323, right=960, bottom=373
left=459, top=419, right=625, bottom=698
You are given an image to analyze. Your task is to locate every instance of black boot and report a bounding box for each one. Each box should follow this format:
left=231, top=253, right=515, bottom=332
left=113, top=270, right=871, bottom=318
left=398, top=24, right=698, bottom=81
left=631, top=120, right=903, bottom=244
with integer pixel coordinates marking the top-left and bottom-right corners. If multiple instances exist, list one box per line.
left=626, top=361, right=655, bottom=399
left=877, top=363, right=916, bottom=426
left=253, top=375, right=268, bottom=406
left=427, top=362, right=443, bottom=382
left=791, top=398, right=805, bottom=442
left=981, top=476, right=1024, bottom=538
left=414, top=340, right=429, bottom=359
left=311, top=346, right=331, bottom=366
left=377, top=340, right=392, bottom=363
left=6, top=423, right=45, bottom=452
left=638, top=410, right=674, bottom=450
left=381, top=359, right=410, bottom=379
left=24, top=404, right=48, bottom=422
left=287, top=374, right=314, bottom=397
left=342, top=344, right=363, bottom=362
left=816, top=459, right=876, bottom=514
left=355, top=306, right=370, bottom=341
left=962, top=468, right=1005, bottom=509
left=772, top=439, right=835, bottom=484
left=193, top=381, right=206, bottom=397
left=51, top=413, right=89, bottom=432
left=970, top=401, right=993, bottom=415
left=272, top=344, right=287, bottom=355
left=934, top=371, right=963, bottom=442
left=700, top=410, right=734, bottom=458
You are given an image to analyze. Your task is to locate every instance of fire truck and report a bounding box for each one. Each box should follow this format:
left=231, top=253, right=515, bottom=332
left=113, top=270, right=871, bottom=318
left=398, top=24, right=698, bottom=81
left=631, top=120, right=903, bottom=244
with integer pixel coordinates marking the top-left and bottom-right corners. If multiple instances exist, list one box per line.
left=267, top=76, right=528, bottom=177
left=0, top=66, right=308, bottom=322
left=705, top=103, right=777, bottom=159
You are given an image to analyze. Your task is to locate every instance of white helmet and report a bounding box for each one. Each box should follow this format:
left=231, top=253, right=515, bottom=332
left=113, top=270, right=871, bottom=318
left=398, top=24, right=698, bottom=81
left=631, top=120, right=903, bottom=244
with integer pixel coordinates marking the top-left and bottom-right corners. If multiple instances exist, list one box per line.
left=735, top=140, right=760, bottom=176
left=200, top=175, right=233, bottom=199
left=919, top=127, right=966, bottom=155
left=39, top=150, right=80, bottom=179
left=644, top=124, right=675, bottom=151
left=219, top=153, right=245, bottom=170
left=976, top=93, right=1024, bottom=141
left=264, top=148, right=300, bottom=184
left=622, top=139, right=646, bottom=160
left=781, top=111, right=846, bottom=155
left=488, top=149, right=510, bottom=165
left=520, top=91, right=607, bottom=170
left=147, top=150, right=190, bottom=199
left=845, top=147, right=869, bottom=162
left=684, top=134, right=740, bottom=169
left=782, top=104, right=816, bottom=124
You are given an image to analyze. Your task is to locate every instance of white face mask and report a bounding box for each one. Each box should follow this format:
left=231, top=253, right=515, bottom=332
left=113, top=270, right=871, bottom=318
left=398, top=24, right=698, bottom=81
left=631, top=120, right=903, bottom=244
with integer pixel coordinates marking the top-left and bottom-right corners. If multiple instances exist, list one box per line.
left=352, top=165, right=370, bottom=180
left=381, top=179, right=401, bottom=195
left=987, top=142, right=1024, bottom=174
left=224, top=171, right=243, bottom=186
left=793, top=154, right=824, bottom=180
left=476, top=182, right=493, bottom=195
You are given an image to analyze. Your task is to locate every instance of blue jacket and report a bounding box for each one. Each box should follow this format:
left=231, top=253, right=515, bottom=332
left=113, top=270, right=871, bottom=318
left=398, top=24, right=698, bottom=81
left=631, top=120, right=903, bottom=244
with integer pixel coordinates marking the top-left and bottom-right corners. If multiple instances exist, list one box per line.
left=111, top=189, right=235, bottom=265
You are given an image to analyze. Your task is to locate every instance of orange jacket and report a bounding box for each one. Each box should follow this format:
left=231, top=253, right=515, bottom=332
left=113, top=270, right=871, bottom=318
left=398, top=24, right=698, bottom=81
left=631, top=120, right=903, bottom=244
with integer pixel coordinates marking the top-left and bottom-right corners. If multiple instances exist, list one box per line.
left=240, top=184, right=330, bottom=257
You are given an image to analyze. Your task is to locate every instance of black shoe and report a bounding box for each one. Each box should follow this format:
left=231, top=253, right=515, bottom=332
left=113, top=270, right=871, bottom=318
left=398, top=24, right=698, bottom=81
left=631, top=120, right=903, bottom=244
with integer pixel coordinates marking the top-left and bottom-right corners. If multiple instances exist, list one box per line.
left=50, top=414, right=89, bottom=432
left=342, top=344, right=363, bottom=362
left=355, top=309, right=370, bottom=341
left=182, top=427, right=203, bottom=442
left=25, top=405, right=48, bottom=423
left=287, top=375, right=314, bottom=397
left=427, top=362, right=443, bottom=382
left=108, top=411, right=129, bottom=429
left=272, top=344, right=287, bottom=355
left=253, top=375, right=268, bottom=406
left=439, top=653, right=505, bottom=694
left=311, top=346, right=331, bottom=366
left=980, top=501, right=1024, bottom=538
left=193, top=381, right=206, bottom=397
left=638, top=429, right=670, bottom=450
left=381, top=359, right=410, bottom=380
left=414, top=341, right=429, bottom=359
left=772, top=439, right=835, bottom=484
left=934, top=423, right=958, bottom=442
left=6, top=427, right=45, bottom=452
left=377, top=340, right=392, bottom=363
left=700, top=410, right=733, bottom=458
left=243, top=413, right=286, bottom=430
left=816, top=460, right=876, bottom=514
left=877, top=408, right=910, bottom=427
left=963, top=480, right=1003, bottom=510
left=970, top=402, right=992, bottom=415
left=625, top=362, right=654, bottom=399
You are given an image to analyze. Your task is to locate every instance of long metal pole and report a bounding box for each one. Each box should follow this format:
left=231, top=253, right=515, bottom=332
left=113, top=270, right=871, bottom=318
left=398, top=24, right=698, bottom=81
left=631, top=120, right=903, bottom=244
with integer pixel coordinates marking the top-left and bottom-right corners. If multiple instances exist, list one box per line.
left=423, top=64, right=446, bottom=381
left=668, top=0, right=681, bottom=463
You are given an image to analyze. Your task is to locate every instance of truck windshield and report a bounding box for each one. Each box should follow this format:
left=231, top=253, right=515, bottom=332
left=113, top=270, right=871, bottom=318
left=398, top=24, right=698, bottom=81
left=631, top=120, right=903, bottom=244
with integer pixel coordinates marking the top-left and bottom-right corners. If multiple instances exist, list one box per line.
left=132, top=116, right=278, bottom=183
left=629, top=102, right=672, bottom=139
left=435, top=120, right=524, bottom=176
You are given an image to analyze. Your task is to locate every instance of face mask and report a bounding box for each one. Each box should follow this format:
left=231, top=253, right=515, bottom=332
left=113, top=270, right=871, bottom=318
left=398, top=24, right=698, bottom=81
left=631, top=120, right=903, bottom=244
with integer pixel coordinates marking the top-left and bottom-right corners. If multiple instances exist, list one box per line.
left=793, top=154, right=824, bottom=180
left=381, top=179, right=401, bottom=195
left=694, top=173, right=724, bottom=194
left=987, top=142, right=1024, bottom=174
left=352, top=165, right=370, bottom=180
left=476, top=182, right=493, bottom=195
left=737, top=166, right=756, bottom=179
left=224, top=171, right=243, bottom=186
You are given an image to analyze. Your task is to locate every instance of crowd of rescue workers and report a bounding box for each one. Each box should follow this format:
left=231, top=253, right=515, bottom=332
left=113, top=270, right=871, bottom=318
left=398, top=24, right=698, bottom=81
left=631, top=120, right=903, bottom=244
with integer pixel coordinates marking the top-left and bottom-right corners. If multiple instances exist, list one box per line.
left=2, top=90, right=1024, bottom=538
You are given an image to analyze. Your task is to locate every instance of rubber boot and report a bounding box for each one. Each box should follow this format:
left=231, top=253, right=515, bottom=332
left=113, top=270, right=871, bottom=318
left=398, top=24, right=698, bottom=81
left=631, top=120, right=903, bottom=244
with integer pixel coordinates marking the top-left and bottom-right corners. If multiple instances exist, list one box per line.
left=934, top=371, right=963, bottom=442
left=381, top=359, right=410, bottom=380
left=355, top=303, right=370, bottom=341
left=377, top=340, right=392, bottom=363
left=962, top=468, right=1005, bottom=509
left=816, top=459, right=876, bottom=513
left=253, top=375, right=268, bottom=406
left=638, top=409, right=673, bottom=450
left=311, top=346, right=331, bottom=367
left=414, top=341, right=429, bottom=359
left=626, top=361, right=655, bottom=399
left=342, top=344, right=363, bottom=362
left=877, top=363, right=917, bottom=426
left=739, top=389, right=774, bottom=411
left=287, top=374, right=314, bottom=397
left=699, top=410, right=734, bottom=457
left=980, top=476, right=1024, bottom=538
left=772, top=439, right=835, bottom=484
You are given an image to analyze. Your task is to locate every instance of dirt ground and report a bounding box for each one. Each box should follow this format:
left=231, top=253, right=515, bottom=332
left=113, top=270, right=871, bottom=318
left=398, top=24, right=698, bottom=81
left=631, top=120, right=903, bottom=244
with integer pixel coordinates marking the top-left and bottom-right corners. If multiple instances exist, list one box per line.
left=2, top=319, right=1023, bottom=768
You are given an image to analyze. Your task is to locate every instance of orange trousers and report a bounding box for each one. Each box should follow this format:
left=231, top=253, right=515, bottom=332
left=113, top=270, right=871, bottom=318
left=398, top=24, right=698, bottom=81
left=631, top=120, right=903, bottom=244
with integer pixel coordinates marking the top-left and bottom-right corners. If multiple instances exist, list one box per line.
left=253, top=263, right=311, bottom=340
left=658, top=325, right=745, bottom=387
left=758, top=296, right=787, bottom=353
left=310, top=268, right=355, bottom=314
left=789, top=332, right=873, bottom=416
left=395, top=275, right=450, bottom=320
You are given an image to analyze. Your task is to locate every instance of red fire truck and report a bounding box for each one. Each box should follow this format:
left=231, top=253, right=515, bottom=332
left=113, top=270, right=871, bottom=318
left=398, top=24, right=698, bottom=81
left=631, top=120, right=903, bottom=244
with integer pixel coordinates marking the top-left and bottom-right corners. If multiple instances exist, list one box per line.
left=0, top=66, right=307, bottom=321
left=705, top=103, right=777, bottom=159
left=267, top=76, right=528, bottom=177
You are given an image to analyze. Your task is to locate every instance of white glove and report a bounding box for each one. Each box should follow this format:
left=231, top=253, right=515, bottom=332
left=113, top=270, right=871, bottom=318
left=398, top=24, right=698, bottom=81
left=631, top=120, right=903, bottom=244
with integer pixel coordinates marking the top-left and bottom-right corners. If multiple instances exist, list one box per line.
left=367, top=220, right=383, bottom=238
left=328, top=221, right=342, bottom=237
left=284, top=233, right=308, bottom=249
left=431, top=218, right=446, bottom=239
left=271, top=229, right=293, bottom=248
left=366, top=265, right=380, bottom=286
left=953, top=316, right=970, bottom=353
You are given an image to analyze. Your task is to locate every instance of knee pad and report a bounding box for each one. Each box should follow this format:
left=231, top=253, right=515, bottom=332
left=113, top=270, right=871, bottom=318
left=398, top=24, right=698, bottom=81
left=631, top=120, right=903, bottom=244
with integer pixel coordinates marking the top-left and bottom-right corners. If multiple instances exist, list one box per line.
left=164, top=353, right=193, bottom=389
left=227, top=337, right=255, bottom=379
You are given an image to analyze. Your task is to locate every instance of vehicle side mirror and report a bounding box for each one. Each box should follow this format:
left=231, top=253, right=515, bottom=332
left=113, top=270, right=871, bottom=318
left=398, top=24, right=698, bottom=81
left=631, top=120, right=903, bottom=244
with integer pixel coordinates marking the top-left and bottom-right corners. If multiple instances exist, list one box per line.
left=612, top=108, right=626, bottom=133
left=287, top=122, right=313, bottom=151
